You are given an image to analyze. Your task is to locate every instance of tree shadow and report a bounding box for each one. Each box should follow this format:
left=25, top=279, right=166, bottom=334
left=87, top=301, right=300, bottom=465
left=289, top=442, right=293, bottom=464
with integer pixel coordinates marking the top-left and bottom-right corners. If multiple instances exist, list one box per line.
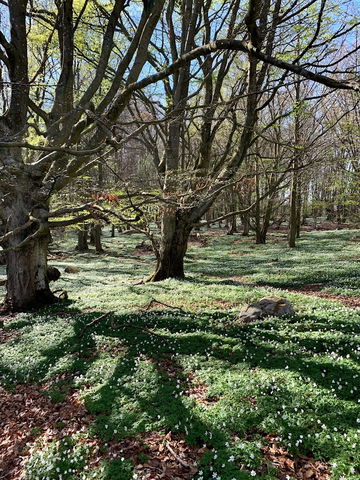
left=2, top=304, right=359, bottom=477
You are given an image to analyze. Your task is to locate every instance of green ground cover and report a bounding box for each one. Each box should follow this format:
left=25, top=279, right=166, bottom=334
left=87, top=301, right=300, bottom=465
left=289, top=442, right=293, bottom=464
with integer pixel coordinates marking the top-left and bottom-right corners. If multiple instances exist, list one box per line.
left=0, top=229, right=359, bottom=479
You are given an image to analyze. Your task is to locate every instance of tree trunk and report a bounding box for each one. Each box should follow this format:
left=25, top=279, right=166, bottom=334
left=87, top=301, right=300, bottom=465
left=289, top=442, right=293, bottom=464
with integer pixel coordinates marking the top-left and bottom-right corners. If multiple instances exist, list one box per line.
left=288, top=78, right=302, bottom=248
left=241, top=213, right=250, bottom=236
left=296, top=186, right=301, bottom=238
left=93, top=224, right=104, bottom=253
left=254, top=158, right=264, bottom=243
left=148, top=210, right=192, bottom=281
left=227, top=214, right=238, bottom=235
left=227, top=190, right=238, bottom=235
left=76, top=224, right=89, bottom=251
left=288, top=167, right=298, bottom=247
left=1, top=192, right=56, bottom=312
left=89, top=223, right=96, bottom=245
left=255, top=197, right=273, bottom=244
left=3, top=234, right=55, bottom=312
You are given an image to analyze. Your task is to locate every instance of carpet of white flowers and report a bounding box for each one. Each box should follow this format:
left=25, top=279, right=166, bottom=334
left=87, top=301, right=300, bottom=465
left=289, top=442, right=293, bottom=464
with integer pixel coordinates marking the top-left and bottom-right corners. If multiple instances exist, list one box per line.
left=0, top=229, right=359, bottom=479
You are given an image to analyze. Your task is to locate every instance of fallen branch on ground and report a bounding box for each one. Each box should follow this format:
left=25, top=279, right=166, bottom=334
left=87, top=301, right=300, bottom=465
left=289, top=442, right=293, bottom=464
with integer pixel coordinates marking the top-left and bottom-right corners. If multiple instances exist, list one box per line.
left=81, top=311, right=114, bottom=335
left=143, top=298, right=186, bottom=313
left=165, top=442, right=191, bottom=468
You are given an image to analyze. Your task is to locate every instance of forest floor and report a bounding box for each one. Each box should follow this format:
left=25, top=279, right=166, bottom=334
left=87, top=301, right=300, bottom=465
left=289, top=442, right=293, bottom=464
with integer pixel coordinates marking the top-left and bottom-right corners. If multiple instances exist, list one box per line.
left=0, top=228, right=359, bottom=480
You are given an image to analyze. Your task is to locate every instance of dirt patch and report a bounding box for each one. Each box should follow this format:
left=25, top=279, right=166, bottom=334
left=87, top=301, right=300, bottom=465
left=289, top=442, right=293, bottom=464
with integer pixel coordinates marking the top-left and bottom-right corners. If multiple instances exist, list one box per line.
left=268, top=223, right=355, bottom=233
left=339, top=257, right=360, bottom=262
left=291, top=283, right=325, bottom=291
left=286, top=285, right=360, bottom=308
left=262, top=434, right=330, bottom=479
left=184, top=373, right=220, bottom=405
left=0, top=382, right=92, bottom=480
left=205, top=299, right=238, bottom=310
left=207, top=274, right=360, bottom=309
left=189, top=233, right=209, bottom=247
left=0, top=327, right=21, bottom=344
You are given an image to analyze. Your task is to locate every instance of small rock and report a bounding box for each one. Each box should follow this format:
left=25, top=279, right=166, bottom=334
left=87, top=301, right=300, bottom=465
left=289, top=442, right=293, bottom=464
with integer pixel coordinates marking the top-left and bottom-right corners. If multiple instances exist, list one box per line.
left=64, top=266, right=80, bottom=274
left=253, top=296, right=295, bottom=316
left=237, top=296, right=294, bottom=323
left=237, top=306, right=263, bottom=324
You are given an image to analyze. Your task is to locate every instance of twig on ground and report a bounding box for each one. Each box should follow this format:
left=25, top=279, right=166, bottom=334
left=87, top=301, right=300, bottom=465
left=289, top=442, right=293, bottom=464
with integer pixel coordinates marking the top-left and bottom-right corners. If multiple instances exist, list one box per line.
left=165, top=442, right=191, bottom=468
left=143, top=298, right=186, bottom=313
left=81, top=311, right=114, bottom=335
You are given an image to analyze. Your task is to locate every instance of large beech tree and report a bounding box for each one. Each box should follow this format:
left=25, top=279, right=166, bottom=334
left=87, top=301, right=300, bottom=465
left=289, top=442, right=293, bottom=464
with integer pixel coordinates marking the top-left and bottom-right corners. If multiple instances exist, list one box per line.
left=130, top=0, right=360, bottom=280
left=0, top=0, right=358, bottom=311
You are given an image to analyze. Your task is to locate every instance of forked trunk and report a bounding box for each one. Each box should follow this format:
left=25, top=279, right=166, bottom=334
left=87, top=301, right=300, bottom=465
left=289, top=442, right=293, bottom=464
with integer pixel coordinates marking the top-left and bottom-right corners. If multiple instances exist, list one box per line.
left=149, top=210, right=192, bottom=281
left=255, top=229, right=267, bottom=244
left=2, top=212, right=56, bottom=313
left=227, top=214, right=238, bottom=235
left=4, top=235, right=55, bottom=312
left=1, top=173, right=56, bottom=312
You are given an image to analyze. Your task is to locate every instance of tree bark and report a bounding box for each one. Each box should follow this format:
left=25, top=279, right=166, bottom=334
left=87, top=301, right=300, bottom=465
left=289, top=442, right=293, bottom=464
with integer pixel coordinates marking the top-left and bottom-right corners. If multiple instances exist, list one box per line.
left=3, top=233, right=55, bottom=312
left=288, top=78, right=302, bottom=248
left=76, top=224, right=89, bottom=252
left=227, top=214, right=238, bottom=235
left=93, top=224, right=104, bottom=253
left=1, top=186, right=56, bottom=312
left=148, top=209, right=192, bottom=281
left=241, top=213, right=250, bottom=236
left=227, top=190, right=238, bottom=235
left=288, top=166, right=298, bottom=247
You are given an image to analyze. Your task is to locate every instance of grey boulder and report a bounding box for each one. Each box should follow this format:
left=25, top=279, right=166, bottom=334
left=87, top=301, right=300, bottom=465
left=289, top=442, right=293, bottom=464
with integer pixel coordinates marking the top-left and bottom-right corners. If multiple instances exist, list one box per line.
left=237, top=296, right=294, bottom=323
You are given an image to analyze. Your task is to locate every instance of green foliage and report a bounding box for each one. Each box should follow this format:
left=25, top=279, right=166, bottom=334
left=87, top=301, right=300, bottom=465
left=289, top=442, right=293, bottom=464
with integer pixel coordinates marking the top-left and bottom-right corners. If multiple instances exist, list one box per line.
left=1, top=229, right=360, bottom=478
left=24, top=435, right=91, bottom=480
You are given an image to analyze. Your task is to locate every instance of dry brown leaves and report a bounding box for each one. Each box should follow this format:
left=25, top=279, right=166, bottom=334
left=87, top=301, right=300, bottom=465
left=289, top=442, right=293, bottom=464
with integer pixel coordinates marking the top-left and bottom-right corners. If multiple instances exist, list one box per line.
left=262, top=434, right=330, bottom=480
left=286, top=284, right=360, bottom=309
left=183, top=367, right=220, bottom=405
left=0, top=382, right=91, bottom=480
left=0, top=379, right=204, bottom=480
left=0, top=328, right=21, bottom=344
left=106, top=431, right=205, bottom=480
left=204, top=274, right=360, bottom=309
